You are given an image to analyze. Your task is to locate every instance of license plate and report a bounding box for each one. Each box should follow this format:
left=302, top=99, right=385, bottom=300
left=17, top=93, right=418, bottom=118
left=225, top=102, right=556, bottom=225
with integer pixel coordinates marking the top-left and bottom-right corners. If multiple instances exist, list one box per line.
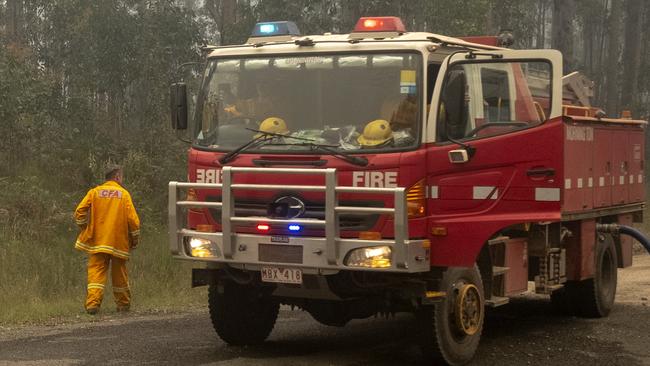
left=260, top=267, right=303, bottom=284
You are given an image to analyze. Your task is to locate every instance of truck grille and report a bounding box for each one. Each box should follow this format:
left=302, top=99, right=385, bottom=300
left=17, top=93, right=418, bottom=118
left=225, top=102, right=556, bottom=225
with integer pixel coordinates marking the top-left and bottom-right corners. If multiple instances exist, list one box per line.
left=205, top=195, right=383, bottom=231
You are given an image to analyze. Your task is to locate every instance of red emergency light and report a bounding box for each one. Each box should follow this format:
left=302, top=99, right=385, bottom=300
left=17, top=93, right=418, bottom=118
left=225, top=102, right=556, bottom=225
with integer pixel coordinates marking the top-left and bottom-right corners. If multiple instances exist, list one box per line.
left=353, top=17, right=406, bottom=33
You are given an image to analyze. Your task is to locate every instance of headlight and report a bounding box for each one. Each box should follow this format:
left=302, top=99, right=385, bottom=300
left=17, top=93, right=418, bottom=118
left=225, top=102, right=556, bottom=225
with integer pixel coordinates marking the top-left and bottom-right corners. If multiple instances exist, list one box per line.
left=187, top=237, right=221, bottom=258
left=344, top=246, right=392, bottom=268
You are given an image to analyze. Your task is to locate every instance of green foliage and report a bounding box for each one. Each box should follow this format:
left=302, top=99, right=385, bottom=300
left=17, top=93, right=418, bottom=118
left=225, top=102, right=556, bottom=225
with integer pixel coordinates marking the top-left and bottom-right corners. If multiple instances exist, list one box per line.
left=0, top=229, right=205, bottom=324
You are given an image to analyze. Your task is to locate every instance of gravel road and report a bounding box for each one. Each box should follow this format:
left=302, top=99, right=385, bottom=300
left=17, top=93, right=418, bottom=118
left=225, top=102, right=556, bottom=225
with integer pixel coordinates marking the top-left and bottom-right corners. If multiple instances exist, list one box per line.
left=1, top=255, right=649, bottom=366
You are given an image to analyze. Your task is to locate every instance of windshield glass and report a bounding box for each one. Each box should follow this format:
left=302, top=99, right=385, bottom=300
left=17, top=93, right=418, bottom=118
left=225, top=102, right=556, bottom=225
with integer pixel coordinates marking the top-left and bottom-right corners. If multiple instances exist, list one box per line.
left=194, top=52, right=422, bottom=152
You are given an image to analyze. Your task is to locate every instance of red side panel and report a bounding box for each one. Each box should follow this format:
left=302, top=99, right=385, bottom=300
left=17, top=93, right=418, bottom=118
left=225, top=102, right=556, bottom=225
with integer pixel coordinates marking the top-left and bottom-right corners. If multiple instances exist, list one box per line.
left=504, top=238, right=528, bottom=296
left=563, top=124, right=594, bottom=212
left=565, top=219, right=595, bottom=281
left=628, top=131, right=645, bottom=202
left=562, top=121, right=645, bottom=214
left=592, top=129, right=612, bottom=208
left=611, top=130, right=629, bottom=205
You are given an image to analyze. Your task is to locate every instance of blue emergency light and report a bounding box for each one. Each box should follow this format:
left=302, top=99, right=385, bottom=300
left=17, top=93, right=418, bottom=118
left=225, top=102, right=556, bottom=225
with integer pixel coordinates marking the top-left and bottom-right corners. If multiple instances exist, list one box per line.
left=251, top=21, right=301, bottom=38
left=288, top=224, right=302, bottom=232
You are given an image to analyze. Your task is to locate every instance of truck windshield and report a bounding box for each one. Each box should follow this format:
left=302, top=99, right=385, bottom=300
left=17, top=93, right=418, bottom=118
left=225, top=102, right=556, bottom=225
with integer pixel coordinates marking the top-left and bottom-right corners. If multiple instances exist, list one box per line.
left=193, top=52, right=422, bottom=152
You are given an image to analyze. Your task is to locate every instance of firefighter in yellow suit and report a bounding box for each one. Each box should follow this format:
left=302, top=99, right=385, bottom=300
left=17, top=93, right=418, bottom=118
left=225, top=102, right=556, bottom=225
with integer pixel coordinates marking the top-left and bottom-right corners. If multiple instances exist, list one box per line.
left=74, top=165, right=140, bottom=314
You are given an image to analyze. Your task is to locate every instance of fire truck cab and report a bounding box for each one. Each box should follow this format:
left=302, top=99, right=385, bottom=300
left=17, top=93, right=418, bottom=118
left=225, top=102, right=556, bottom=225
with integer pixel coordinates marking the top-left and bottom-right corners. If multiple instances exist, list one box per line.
left=168, top=17, right=646, bottom=366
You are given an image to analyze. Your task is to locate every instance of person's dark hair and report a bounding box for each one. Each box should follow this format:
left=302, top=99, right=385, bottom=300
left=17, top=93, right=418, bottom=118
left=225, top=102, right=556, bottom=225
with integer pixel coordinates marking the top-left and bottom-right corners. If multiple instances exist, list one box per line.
left=105, top=165, right=123, bottom=181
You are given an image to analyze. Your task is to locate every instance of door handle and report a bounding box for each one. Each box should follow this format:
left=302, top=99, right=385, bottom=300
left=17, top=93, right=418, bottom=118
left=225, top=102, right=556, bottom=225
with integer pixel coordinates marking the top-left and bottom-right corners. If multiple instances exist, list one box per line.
left=527, top=167, right=555, bottom=177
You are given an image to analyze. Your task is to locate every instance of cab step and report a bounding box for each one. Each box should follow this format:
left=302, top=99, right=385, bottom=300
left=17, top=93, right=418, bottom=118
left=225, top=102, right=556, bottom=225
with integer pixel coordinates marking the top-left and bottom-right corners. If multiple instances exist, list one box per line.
left=486, top=296, right=510, bottom=307
left=492, top=266, right=509, bottom=276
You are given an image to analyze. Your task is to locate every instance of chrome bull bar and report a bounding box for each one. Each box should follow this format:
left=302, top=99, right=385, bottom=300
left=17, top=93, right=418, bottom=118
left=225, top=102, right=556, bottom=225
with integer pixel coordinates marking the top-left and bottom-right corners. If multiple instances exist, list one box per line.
left=168, top=167, right=430, bottom=273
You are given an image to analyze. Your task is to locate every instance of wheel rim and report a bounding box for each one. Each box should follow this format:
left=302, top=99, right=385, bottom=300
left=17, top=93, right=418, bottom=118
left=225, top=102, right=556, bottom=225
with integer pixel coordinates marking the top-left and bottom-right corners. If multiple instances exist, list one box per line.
left=453, top=283, right=483, bottom=336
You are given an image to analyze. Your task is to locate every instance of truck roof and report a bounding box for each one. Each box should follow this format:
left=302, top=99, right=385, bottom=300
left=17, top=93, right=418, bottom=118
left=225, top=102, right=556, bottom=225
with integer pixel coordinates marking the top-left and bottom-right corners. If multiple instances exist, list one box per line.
left=206, top=31, right=504, bottom=58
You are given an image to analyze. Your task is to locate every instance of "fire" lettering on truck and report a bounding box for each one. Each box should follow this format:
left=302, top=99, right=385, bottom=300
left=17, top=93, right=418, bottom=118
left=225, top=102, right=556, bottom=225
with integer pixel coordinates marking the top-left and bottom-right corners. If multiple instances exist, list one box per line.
left=352, top=171, right=398, bottom=188
left=196, top=169, right=222, bottom=183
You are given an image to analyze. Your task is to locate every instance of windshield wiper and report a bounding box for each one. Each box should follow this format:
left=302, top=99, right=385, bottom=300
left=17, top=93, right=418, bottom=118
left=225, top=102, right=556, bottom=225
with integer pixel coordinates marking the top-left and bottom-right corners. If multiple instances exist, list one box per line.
left=220, top=129, right=368, bottom=166
left=267, top=142, right=368, bottom=167
left=219, top=129, right=316, bottom=164
left=218, top=135, right=271, bottom=164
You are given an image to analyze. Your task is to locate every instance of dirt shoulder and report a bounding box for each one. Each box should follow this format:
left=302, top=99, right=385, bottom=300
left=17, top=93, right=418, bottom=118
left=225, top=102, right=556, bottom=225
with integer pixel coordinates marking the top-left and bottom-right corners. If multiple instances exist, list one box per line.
left=0, top=256, right=648, bottom=366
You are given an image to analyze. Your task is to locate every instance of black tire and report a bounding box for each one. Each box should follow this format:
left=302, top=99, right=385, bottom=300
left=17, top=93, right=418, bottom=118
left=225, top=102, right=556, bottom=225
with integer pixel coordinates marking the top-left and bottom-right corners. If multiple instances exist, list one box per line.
left=416, top=266, right=484, bottom=366
left=208, top=281, right=279, bottom=345
left=550, top=281, right=583, bottom=316
left=305, top=300, right=352, bottom=327
left=550, top=286, right=574, bottom=315
left=573, top=233, right=618, bottom=318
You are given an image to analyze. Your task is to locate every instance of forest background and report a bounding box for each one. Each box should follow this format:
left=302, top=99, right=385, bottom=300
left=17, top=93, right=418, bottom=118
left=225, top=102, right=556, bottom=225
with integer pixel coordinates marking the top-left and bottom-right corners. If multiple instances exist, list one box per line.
left=1, top=0, right=649, bottom=323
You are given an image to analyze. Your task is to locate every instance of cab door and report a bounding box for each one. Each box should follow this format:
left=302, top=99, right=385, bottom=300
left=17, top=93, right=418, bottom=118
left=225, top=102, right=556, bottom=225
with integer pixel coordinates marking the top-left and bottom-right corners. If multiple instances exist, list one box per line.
left=424, top=50, right=563, bottom=267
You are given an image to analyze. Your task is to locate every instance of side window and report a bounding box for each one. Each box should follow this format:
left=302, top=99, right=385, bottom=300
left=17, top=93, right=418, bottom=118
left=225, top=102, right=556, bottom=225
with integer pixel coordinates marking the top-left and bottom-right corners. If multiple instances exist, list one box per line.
left=437, top=61, right=551, bottom=142
left=481, top=68, right=511, bottom=122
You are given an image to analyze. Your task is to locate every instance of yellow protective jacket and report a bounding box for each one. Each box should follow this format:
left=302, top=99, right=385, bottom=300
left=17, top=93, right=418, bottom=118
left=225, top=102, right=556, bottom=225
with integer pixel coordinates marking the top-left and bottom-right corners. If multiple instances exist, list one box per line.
left=74, top=180, right=140, bottom=260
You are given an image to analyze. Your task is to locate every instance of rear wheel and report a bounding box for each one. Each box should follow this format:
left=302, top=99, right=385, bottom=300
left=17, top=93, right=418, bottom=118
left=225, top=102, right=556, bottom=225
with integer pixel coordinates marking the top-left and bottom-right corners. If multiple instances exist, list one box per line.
left=208, top=281, right=279, bottom=345
left=574, top=233, right=618, bottom=317
left=417, top=266, right=484, bottom=366
left=551, top=233, right=618, bottom=318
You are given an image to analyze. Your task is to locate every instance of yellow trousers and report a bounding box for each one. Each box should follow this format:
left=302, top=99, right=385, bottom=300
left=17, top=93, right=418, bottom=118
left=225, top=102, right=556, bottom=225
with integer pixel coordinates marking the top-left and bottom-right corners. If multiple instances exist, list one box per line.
left=85, top=253, right=130, bottom=310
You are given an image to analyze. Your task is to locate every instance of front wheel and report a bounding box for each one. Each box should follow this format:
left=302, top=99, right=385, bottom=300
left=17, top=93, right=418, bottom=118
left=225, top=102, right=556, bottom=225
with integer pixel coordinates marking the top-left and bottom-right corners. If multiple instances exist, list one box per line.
left=208, top=281, right=279, bottom=345
left=416, top=266, right=484, bottom=366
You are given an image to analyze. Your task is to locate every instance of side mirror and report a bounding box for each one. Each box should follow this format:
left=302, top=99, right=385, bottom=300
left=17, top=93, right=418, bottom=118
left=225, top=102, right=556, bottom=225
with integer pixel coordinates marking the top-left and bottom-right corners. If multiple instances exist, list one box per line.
left=170, top=83, right=188, bottom=130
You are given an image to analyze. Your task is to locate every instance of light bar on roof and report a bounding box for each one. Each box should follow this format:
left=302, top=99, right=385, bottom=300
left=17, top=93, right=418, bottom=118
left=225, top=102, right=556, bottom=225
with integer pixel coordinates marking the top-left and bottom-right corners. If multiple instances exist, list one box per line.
left=251, top=21, right=301, bottom=38
left=353, top=16, right=406, bottom=33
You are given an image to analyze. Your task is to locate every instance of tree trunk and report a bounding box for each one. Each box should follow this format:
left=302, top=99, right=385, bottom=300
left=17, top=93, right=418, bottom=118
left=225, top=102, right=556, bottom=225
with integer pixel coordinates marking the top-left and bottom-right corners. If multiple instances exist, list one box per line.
left=220, top=0, right=237, bottom=45
left=340, top=0, right=361, bottom=32
left=5, top=0, right=24, bottom=46
left=552, top=0, right=576, bottom=74
left=604, top=0, right=623, bottom=116
left=620, top=0, right=643, bottom=114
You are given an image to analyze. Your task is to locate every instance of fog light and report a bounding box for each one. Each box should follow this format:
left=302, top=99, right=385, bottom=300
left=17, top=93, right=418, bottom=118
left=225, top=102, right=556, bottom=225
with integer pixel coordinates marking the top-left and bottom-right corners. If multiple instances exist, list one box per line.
left=345, top=246, right=392, bottom=268
left=188, top=237, right=221, bottom=258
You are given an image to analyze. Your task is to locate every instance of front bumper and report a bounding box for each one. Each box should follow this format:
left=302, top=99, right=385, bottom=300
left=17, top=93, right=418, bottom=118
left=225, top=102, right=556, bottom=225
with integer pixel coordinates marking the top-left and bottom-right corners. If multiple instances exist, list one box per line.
left=168, top=167, right=431, bottom=274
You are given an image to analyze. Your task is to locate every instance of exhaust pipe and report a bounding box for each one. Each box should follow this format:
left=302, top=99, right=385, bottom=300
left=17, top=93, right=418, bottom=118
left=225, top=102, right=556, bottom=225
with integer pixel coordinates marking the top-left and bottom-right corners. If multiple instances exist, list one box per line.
left=596, top=224, right=650, bottom=254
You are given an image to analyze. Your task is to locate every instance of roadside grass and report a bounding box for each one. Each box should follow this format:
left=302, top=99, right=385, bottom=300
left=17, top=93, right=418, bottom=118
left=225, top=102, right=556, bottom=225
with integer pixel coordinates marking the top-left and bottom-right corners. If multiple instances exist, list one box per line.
left=0, top=227, right=206, bottom=325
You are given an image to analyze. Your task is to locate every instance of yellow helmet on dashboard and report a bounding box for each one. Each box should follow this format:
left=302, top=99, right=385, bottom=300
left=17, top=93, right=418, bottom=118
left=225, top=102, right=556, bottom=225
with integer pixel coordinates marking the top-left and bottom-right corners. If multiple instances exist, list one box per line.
left=357, top=119, right=393, bottom=147
left=255, top=117, right=288, bottom=138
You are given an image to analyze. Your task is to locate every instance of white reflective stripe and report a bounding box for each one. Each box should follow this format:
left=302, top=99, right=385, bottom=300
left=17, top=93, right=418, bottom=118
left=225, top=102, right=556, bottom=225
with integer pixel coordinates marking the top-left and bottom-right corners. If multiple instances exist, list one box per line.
left=577, top=178, right=583, bottom=188
left=639, top=174, right=643, bottom=183
left=619, top=176, right=625, bottom=185
left=129, top=230, right=140, bottom=236
left=430, top=186, right=439, bottom=199
left=599, top=177, right=605, bottom=187
left=113, top=287, right=130, bottom=293
left=535, top=188, right=560, bottom=202
left=88, top=283, right=105, bottom=289
left=75, top=219, right=88, bottom=225
left=473, top=186, right=498, bottom=200
left=564, top=179, right=571, bottom=189
left=75, top=241, right=130, bottom=259
left=588, top=177, right=593, bottom=188
left=629, top=175, right=634, bottom=184
left=611, top=176, right=615, bottom=185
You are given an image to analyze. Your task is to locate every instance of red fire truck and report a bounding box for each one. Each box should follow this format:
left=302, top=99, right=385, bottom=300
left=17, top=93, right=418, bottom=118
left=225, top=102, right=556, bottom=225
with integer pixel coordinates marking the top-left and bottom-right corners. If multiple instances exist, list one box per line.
left=168, top=17, right=648, bottom=365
